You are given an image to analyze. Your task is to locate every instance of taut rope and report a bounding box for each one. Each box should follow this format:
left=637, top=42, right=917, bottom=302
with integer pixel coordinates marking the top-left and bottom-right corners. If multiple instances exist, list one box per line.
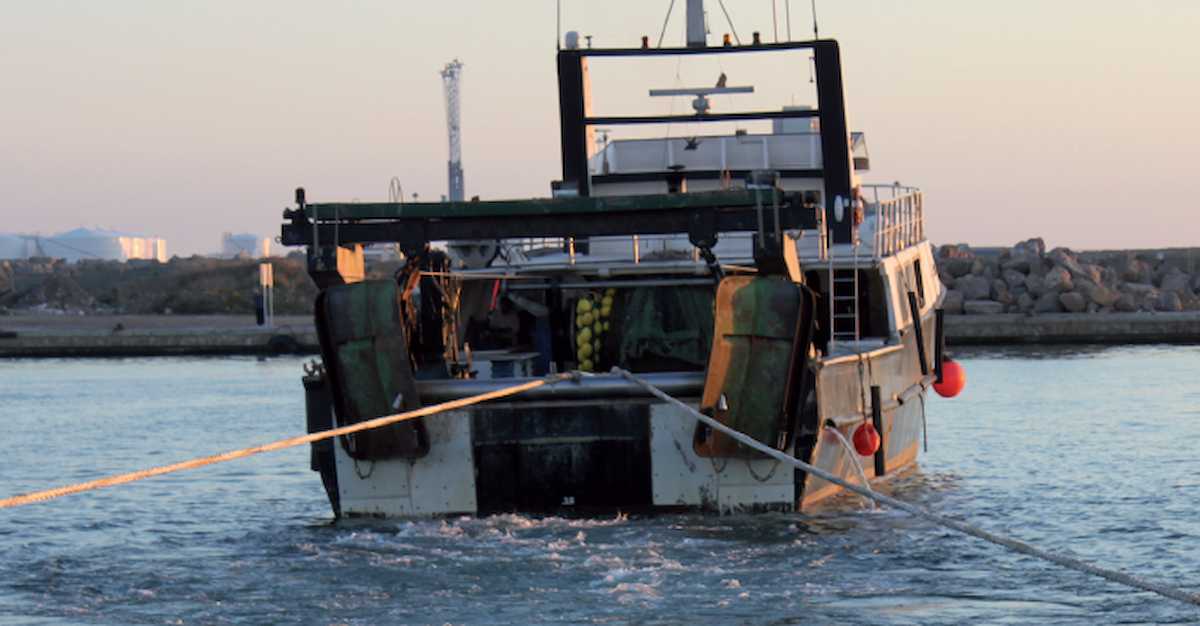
left=0, top=373, right=574, bottom=510
left=613, top=367, right=1200, bottom=608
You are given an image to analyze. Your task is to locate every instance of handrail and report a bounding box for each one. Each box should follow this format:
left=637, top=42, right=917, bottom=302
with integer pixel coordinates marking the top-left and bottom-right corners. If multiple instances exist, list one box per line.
left=868, top=186, right=924, bottom=258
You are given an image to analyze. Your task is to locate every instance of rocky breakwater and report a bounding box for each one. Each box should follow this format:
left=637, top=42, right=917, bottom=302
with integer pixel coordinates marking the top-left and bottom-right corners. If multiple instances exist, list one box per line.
left=937, top=239, right=1200, bottom=316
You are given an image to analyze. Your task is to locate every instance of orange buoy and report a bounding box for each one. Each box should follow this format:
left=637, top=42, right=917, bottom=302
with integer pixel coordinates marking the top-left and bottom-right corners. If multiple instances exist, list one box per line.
left=852, top=422, right=880, bottom=456
left=934, top=358, right=966, bottom=398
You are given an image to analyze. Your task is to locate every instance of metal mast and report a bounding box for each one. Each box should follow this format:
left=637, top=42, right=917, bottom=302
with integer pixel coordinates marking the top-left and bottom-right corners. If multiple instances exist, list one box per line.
left=685, top=0, right=707, bottom=47
left=440, top=59, right=465, bottom=202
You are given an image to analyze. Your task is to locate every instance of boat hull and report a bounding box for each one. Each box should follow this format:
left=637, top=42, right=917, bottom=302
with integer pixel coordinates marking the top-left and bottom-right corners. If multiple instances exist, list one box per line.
left=308, top=309, right=935, bottom=517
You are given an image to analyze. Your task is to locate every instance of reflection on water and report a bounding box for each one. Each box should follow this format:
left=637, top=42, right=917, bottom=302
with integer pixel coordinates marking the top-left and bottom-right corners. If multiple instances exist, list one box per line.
left=947, top=342, right=1180, bottom=361
left=0, top=350, right=1198, bottom=624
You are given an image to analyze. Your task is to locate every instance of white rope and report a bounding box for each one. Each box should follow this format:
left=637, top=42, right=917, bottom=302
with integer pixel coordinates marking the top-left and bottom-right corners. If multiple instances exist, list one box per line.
left=613, top=367, right=1200, bottom=608
left=820, top=426, right=876, bottom=509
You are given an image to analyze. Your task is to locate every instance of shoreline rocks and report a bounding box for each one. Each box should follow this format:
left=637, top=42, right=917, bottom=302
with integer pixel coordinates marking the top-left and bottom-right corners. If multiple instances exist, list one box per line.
left=937, top=239, right=1200, bottom=315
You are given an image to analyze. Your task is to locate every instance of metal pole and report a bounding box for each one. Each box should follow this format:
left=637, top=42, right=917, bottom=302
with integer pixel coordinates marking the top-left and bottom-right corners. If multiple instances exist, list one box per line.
left=907, top=291, right=929, bottom=377
left=870, top=384, right=885, bottom=476
left=934, top=308, right=945, bottom=383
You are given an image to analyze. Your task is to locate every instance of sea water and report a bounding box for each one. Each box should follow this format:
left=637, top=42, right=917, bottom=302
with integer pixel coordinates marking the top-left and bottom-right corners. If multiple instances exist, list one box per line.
left=0, top=346, right=1197, bottom=624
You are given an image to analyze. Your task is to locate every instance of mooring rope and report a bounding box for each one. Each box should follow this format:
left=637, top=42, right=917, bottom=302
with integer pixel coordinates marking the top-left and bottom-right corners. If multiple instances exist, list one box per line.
left=0, top=373, right=575, bottom=510
left=820, top=426, right=876, bottom=509
left=612, top=368, right=1200, bottom=608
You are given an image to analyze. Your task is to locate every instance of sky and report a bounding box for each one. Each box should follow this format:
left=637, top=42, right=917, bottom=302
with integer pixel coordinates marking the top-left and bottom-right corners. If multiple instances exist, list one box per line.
left=2, top=0, right=1198, bottom=256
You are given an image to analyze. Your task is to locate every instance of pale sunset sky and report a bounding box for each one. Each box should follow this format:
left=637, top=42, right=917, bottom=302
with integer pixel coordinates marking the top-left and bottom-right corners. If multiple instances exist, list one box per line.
left=2, top=1, right=1197, bottom=255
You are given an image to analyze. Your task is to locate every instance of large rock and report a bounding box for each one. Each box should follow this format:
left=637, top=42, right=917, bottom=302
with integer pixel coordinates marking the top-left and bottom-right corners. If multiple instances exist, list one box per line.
left=998, top=238, right=1046, bottom=275
left=968, top=258, right=989, bottom=277
left=1114, top=293, right=1139, bottom=312
left=1001, top=256, right=1033, bottom=274
left=1122, top=282, right=1157, bottom=297
left=1017, top=292, right=1035, bottom=313
left=938, top=270, right=956, bottom=289
left=1034, top=292, right=1063, bottom=313
left=963, top=299, right=1005, bottom=315
left=1012, top=237, right=1046, bottom=258
left=1152, top=260, right=1182, bottom=287
left=1047, top=247, right=1085, bottom=277
left=1078, top=263, right=1105, bottom=286
left=1113, top=253, right=1152, bottom=284
left=1160, top=268, right=1192, bottom=294
left=1000, top=239, right=1043, bottom=274
left=956, top=274, right=992, bottom=300
left=1043, top=267, right=1074, bottom=293
left=1088, top=285, right=1120, bottom=307
left=1002, top=269, right=1026, bottom=289
left=1025, top=272, right=1047, bottom=296
left=1180, top=291, right=1200, bottom=312
left=943, top=289, right=965, bottom=314
left=1073, top=279, right=1097, bottom=299
left=1118, top=281, right=1156, bottom=305
left=1156, top=291, right=1183, bottom=312
left=938, top=244, right=974, bottom=259
left=1058, top=291, right=1087, bottom=313
left=1100, top=265, right=1120, bottom=286
left=942, top=257, right=975, bottom=278
left=991, top=279, right=1013, bottom=304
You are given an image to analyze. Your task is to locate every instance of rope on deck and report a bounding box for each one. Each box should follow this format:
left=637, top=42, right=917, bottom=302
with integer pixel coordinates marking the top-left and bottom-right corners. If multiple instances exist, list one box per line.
left=0, top=373, right=575, bottom=510
left=612, top=367, right=1200, bottom=608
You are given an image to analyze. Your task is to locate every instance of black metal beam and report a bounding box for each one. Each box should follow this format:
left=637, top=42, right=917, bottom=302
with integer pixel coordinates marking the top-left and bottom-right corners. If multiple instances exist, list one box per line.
left=557, top=51, right=591, bottom=196
left=575, top=41, right=821, bottom=57
left=592, top=169, right=822, bottom=184
left=813, top=40, right=855, bottom=245
left=281, top=197, right=818, bottom=250
left=302, top=190, right=790, bottom=220
left=586, top=108, right=819, bottom=127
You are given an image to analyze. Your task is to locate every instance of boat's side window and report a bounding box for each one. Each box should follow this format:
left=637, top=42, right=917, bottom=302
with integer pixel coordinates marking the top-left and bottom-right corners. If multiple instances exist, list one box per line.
left=913, top=260, right=926, bottom=308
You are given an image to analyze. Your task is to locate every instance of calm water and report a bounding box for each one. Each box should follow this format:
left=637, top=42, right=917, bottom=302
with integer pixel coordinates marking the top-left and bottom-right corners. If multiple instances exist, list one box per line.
left=0, top=347, right=1198, bottom=624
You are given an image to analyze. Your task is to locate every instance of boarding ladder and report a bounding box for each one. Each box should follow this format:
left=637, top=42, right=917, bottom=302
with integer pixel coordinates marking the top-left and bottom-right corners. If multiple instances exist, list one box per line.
left=828, top=240, right=862, bottom=347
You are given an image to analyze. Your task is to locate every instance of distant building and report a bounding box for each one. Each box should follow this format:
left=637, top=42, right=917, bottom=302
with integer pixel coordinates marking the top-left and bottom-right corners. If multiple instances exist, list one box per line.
left=0, top=229, right=167, bottom=262
left=221, top=232, right=271, bottom=258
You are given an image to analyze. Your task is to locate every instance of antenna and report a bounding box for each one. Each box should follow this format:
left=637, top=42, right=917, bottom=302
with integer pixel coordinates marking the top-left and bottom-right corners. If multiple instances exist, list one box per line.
left=440, top=59, right=465, bottom=202
left=811, top=0, right=819, bottom=39
left=785, top=0, right=792, bottom=40
left=771, top=0, right=778, bottom=43
left=716, top=0, right=741, bottom=44
left=656, top=0, right=677, bottom=48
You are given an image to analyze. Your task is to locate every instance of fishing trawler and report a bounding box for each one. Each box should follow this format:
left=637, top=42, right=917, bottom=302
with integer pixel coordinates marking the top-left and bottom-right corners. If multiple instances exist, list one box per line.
left=283, top=3, right=947, bottom=518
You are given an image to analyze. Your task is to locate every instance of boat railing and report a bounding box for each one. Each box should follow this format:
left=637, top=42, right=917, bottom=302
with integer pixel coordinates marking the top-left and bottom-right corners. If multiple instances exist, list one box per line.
left=865, top=184, right=924, bottom=258
left=506, top=237, right=566, bottom=255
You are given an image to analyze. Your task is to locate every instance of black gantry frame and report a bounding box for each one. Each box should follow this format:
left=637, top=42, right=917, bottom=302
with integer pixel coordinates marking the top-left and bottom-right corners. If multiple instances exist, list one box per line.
left=556, top=40, right=855, bottom=244
left=280, top=190, right=820, bottom=255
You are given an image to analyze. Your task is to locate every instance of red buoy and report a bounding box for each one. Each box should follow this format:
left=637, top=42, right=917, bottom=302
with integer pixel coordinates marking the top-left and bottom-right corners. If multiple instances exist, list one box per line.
left=934, top=358, right=966, bottom=398
left=852, top=422, right=880, bottom=456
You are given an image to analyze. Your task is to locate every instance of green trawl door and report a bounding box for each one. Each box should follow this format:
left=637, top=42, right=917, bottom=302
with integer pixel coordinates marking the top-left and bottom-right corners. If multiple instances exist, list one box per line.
left=695, top=275, right=815, bottom=458
left=315, top=279, right=429, bottom=460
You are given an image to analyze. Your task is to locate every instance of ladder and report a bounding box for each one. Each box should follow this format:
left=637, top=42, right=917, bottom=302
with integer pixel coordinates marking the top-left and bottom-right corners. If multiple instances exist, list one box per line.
left=828, top=241, right=861, bottom=347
